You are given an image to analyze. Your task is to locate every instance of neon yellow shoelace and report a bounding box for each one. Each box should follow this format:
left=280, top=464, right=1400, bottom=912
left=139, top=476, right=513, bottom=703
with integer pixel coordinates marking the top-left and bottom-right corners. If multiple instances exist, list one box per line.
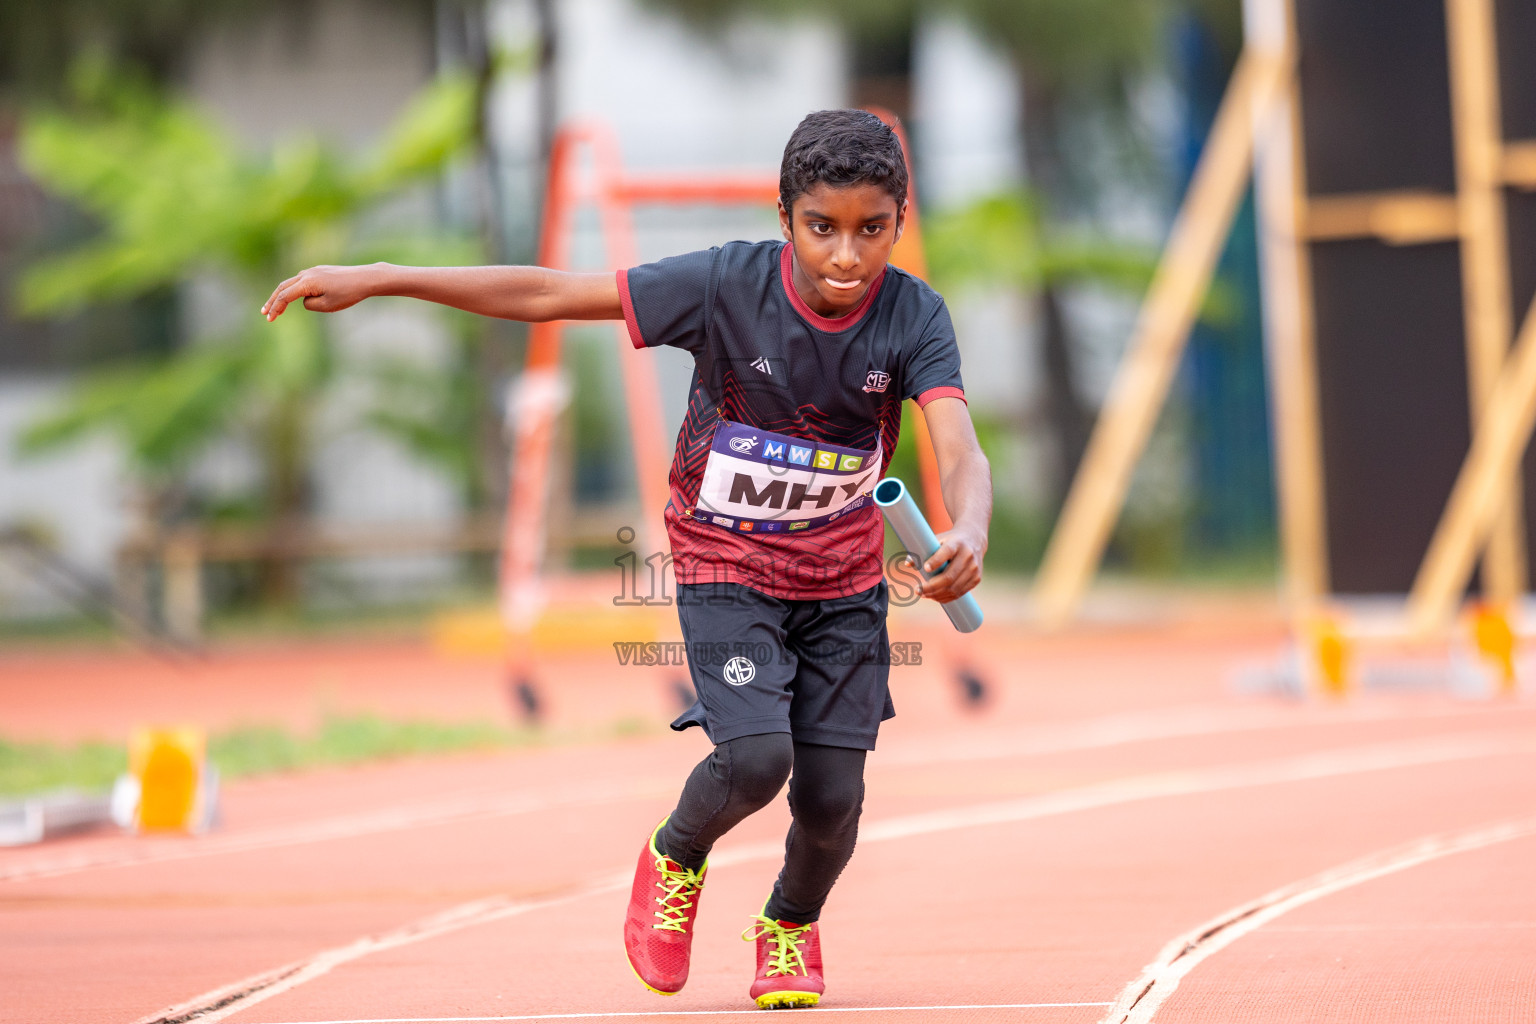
left=652, top=856, right=706, bottom=932
left=742, top=914, right=812, bottom=977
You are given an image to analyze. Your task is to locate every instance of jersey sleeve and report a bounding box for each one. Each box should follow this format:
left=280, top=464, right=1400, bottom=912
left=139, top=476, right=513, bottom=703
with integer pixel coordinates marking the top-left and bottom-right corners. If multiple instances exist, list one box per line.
left=616, top=247, right=717, bottom=355
left=903, top=299, right=966, bottom=407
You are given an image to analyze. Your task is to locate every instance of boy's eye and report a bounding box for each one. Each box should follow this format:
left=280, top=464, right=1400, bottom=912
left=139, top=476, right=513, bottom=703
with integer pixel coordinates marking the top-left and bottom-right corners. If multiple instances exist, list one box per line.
left=860, top=224, right=884, bottom=235
left=809, top=222, right=833, bottom=235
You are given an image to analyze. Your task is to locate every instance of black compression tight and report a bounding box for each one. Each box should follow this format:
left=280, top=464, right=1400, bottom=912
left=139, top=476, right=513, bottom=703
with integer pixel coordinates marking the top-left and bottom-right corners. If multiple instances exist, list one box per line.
left=656, top=733, right=867, bottom=924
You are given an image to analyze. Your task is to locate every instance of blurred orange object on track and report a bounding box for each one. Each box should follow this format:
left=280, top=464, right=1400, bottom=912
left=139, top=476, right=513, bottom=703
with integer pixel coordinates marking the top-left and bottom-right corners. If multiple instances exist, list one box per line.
left=129, top=727, right=213, bottom=833
left=1470, top=603, right=1518, bottom=695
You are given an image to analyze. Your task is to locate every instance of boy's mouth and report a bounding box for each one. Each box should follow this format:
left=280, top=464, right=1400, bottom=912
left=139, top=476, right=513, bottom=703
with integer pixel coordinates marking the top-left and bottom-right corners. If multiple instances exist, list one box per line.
left=823, top=277, right=863, bottom=292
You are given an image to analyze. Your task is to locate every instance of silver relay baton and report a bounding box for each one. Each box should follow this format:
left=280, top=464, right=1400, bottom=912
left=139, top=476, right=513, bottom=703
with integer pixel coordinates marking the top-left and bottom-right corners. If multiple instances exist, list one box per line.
left=873, top=477, right=983, bottom=633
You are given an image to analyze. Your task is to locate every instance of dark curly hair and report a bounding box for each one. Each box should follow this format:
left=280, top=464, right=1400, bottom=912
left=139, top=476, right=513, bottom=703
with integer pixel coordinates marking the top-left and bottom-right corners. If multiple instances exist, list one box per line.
left=778, top=109, right=908, bottom=217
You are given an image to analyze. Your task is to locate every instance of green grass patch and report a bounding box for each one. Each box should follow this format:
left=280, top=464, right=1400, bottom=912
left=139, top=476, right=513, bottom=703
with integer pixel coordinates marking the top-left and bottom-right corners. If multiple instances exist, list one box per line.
left=0, top=737, right=128, bottom=798
left=0, top=713, right=564, bottom=798
left=208, top=714, right=532, bottom=778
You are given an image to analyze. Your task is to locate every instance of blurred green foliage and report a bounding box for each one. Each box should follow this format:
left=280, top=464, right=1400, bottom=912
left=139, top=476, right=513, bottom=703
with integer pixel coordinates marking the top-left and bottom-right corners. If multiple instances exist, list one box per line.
left=647, top=0, right=1177, bottom=87
left=0, top=735, right=127, bottom=798
left=654, top=0, right=1249, bottom=541
left=12, top=61, right=483, bottom=529
left=925, top=190, right=1158, bottom=296
left=0, top=713, right=535, bottom=797
left=924, top=190, right=1235, bottom=326
left=884, top=402, right=1054, bottom=573
left=357, top=320, right=498, bottom=513
left=0, top=1, right=443, bottom=101
left=207, top=714, right=526, bottom=777
left=646, top=0, right=1240, bottom=176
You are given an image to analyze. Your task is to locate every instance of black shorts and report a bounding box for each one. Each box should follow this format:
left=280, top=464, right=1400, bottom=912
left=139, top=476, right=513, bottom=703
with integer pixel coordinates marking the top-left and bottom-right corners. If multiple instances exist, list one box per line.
left=669, top=581, right=896, bottom=751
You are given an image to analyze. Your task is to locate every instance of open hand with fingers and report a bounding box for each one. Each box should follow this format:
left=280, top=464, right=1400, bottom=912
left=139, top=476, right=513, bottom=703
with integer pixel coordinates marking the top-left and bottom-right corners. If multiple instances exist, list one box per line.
left=262, top=264, right=383, bottom=321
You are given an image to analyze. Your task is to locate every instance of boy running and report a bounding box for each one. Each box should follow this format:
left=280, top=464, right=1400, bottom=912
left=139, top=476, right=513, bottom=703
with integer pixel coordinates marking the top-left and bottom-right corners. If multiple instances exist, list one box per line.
left=262, top=109, right=991, bottom=1009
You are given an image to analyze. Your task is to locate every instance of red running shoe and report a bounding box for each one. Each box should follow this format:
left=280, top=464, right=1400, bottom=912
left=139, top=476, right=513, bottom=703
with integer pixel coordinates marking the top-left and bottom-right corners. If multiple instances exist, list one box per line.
left=624, top=818, right=707, bottom=995
left=743, top=905, right=824, bottom=1009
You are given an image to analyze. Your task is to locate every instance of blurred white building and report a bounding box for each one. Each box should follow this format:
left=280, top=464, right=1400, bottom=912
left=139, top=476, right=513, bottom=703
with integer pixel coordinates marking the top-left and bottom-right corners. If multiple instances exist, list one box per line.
left=0, top=0, right=1032, bottom=622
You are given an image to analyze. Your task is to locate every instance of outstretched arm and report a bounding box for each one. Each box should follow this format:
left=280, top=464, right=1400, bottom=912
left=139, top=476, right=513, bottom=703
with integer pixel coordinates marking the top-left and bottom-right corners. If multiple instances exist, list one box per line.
left=915, top=396, right=992, bottom=603
left=261, top=263, right=622, bottom=323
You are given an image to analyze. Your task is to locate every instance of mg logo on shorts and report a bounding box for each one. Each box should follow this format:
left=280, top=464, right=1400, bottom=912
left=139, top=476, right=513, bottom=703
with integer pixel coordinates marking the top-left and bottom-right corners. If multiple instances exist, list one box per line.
left=723, top=656, right=756, bottom=686
left=863, top=370, right=890, bottom=394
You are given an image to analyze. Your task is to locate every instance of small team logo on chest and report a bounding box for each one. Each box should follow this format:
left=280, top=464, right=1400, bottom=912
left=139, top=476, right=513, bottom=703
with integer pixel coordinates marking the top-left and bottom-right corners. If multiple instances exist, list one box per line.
left=863, top=370, right=891, bottom=394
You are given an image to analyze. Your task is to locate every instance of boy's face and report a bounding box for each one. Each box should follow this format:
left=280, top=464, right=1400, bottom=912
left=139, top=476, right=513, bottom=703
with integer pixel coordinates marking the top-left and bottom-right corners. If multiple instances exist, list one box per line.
left=779, top=183, right=905, bottom=318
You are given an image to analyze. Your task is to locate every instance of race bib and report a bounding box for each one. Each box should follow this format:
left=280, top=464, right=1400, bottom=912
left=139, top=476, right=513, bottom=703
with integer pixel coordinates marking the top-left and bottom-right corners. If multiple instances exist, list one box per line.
left=682, top=421, right=880, bottom=535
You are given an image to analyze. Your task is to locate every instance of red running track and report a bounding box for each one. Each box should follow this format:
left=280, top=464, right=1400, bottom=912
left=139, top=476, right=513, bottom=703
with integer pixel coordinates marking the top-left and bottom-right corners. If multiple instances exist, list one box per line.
left=3, top=621, right=1535, bottom=1024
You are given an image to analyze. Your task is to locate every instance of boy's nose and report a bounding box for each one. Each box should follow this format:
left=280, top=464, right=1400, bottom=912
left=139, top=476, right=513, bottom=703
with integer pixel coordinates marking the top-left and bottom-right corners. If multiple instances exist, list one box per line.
left=830, top=235, right=857, bottom=270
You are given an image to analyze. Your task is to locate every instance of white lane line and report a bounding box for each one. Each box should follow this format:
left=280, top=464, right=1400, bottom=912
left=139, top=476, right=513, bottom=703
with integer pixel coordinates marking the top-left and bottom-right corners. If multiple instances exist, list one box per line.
left=13, top=702, right=1522, bottom=885
left=878, top=701, right=1529, bottom=768
left=1266, top=921, right=1536, bottom=931
left=1, top=780, right=657, bottom=884
left=1099, top=816, right=1536, bottom=1024
left=857, top=730, right=1536, bottom=845
left=132, top=882, right=631, bottom=1024
left=134, top=730, right=1536, bottom=1024
left=247, top=1004, right=1115, bottom=1024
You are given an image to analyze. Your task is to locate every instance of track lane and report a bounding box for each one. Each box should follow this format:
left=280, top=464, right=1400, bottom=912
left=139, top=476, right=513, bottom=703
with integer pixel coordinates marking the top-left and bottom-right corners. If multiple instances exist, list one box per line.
left=9, top=699, right=1528, bottom=886
left=242, top=1007, right=1117, bottom=1024
left=1145, top=831, right=1536, bottom=1023
left=1100, top=818, right=1536, bottom=1023
left=186, top=732, right=1536, bottom=1024
left=8, top=636, right=1535, bottom=1024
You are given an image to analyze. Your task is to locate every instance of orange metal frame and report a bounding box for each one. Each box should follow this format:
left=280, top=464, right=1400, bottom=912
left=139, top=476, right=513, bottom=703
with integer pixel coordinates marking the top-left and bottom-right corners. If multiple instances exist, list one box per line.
left=499, top=116, right=947, bottom=636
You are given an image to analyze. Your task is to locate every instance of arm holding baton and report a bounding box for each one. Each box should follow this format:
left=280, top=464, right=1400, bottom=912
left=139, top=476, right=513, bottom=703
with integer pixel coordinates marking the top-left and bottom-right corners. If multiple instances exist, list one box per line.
left=873, top=477, right=984, bottom=633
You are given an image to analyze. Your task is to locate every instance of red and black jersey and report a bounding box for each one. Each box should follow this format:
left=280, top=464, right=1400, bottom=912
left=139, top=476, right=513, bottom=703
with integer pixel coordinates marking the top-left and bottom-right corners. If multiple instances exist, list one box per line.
left=617, top=239, right=965, bottom=600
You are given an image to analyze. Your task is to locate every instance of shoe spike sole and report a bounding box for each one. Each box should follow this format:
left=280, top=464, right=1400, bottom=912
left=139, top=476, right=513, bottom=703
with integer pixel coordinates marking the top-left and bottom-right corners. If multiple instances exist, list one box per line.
left=755, top=993, right=820, bottom=1010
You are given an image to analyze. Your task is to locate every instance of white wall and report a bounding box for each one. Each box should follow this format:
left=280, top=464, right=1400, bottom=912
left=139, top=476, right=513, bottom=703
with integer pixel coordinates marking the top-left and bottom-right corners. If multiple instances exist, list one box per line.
left=0, top=379, right=129, bottom=620
left=909, top=17, right=1043, bottom=501
left=554, top=0, right=845, bottom=173
left=184, top=0, right=434, bottom=149
left=911, top=14, right=1036, bottom=417
left=504, top=0, right=848, bottom=448
left=1, top=0, right=1054, bottom=617
left=0, top=0, right=455, bottom=619
left=912, top=16, right=1024, bottom=210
